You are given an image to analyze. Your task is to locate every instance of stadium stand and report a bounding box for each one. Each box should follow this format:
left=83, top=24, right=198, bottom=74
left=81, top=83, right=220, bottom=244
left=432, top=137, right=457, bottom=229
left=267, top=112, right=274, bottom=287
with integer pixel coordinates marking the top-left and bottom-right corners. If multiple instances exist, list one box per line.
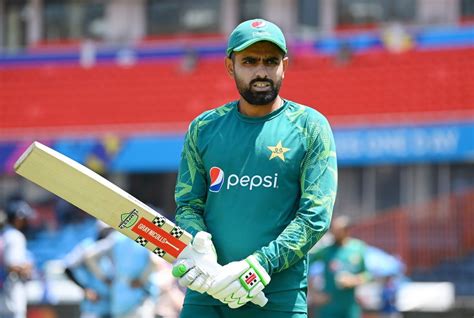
left=1, top=47, right=473, bottom=136
left=1, top=9, right=474, bottom=315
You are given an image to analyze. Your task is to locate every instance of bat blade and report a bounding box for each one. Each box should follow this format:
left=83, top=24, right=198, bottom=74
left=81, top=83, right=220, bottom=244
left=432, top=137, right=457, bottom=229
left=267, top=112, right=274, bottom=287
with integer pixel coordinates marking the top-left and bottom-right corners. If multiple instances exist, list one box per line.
left=14, top=141, right=191, bottom=263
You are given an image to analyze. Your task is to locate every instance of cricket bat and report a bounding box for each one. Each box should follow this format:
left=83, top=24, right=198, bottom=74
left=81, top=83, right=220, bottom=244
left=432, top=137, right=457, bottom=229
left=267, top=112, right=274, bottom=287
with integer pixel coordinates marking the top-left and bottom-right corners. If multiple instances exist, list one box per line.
left=14, top=141, right=191, bottom=263
left=14, top=141, right=268, bottom=306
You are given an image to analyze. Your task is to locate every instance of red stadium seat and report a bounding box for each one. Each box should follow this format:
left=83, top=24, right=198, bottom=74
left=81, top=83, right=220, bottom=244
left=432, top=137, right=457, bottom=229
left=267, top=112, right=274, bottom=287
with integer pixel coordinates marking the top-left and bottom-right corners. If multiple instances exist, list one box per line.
left=1, top=48, right=473, bottom=136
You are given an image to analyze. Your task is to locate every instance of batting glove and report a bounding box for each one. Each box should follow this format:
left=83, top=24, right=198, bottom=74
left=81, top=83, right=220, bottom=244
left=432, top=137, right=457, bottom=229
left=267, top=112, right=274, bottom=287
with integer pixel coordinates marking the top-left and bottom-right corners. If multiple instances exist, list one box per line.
left=172, top=231, right=218, bottom=293
left=207, top=255, right=271, bottom=309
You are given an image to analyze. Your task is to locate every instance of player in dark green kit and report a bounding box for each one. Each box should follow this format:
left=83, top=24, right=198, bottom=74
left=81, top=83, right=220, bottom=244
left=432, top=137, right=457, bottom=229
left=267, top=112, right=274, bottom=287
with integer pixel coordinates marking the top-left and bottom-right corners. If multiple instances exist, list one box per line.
left=172, top=18, right=338, bottom=318
left=309, top=216, right=371, bottom=318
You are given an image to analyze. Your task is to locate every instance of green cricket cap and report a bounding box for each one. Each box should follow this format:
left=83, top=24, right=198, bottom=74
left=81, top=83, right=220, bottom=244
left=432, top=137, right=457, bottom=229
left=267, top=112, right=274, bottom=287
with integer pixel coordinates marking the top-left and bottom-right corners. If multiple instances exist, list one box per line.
left=226, top=19, right=287, bottom=57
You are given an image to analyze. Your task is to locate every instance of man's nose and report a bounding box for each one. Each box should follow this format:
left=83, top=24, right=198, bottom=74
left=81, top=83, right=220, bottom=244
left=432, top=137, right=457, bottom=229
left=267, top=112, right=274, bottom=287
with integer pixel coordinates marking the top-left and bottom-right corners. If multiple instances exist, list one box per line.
left=254, top=64, right=268, bottom=78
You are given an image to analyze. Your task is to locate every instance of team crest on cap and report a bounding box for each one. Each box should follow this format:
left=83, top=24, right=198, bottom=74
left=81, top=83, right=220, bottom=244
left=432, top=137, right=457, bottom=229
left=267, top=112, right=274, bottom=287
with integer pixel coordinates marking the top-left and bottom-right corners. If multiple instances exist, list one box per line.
left=209, top=167, right=224, bottom=192
left=251, top=20, right=266, bottom=28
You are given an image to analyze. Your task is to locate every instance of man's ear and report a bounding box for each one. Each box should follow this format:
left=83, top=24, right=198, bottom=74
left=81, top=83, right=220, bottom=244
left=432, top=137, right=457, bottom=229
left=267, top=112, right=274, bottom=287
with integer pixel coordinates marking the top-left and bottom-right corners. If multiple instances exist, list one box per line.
left=282, top=56, right=289, bottom=79
left=225, top=57, right=234, bottom=78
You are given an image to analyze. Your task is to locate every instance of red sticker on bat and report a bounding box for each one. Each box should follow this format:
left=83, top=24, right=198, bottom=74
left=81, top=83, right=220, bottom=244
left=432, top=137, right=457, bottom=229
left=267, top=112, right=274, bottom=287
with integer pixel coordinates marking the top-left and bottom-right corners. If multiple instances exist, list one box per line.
left=132, top=218, right=187, bottom=258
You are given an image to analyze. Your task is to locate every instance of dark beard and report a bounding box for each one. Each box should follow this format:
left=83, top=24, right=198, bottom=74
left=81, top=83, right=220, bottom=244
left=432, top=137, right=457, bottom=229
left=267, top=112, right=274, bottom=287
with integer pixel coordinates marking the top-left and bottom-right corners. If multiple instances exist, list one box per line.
left=237, top=78, right=281, bottom=106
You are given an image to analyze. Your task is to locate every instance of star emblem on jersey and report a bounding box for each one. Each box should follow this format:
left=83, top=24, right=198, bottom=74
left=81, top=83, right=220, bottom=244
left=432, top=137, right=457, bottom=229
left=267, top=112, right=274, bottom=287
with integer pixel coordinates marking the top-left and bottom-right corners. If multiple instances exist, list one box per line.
left=267, top=141, right=290, bottom=161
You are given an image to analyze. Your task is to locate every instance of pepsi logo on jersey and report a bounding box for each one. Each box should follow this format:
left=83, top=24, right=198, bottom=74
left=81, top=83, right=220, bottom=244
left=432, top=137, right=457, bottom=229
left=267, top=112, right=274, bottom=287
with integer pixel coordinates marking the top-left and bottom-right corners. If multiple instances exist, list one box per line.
left=209, top=167, right=225, bottom=192
left=209, top=167, right=278, bottom=193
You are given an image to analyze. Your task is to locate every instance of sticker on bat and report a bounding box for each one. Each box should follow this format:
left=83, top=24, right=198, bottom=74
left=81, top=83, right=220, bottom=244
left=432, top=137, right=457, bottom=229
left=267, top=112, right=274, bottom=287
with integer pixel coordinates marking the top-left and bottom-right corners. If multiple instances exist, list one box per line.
left=131, top=218, right=187, bottom=258
left=119, top=209, right=139, bottom=229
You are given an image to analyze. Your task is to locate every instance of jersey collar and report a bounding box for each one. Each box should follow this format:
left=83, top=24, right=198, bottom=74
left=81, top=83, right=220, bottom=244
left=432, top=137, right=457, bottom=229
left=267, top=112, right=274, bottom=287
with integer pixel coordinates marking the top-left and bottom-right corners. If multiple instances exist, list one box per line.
left=233, top=99, right=288, bottom=123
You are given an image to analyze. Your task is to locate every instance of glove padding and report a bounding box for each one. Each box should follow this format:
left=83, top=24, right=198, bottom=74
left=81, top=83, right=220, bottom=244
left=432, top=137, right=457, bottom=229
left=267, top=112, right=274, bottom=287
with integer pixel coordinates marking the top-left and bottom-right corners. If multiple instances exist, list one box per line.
left=172, top=231, right=217, bottom=293
left=207, top=255, right=271, bottom=309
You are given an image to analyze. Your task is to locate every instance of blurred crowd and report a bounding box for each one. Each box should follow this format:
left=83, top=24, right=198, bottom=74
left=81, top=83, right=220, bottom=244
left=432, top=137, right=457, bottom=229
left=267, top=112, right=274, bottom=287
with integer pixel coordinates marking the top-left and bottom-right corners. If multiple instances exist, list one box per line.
left=0, top=196, right=185, bottom=318
left=1, top=196, right=406, bottom=318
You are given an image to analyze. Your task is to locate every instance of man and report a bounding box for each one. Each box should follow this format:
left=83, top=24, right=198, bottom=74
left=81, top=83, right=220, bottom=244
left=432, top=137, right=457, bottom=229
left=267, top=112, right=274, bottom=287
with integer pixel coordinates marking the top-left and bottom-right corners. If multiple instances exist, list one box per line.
left=308, top=216, right=371, bottom=318
left=63, top=220, right=114, bottom=318
left=0, top=199, right=34, bottom=318
left=173, top=18, right=338, bottom=318
left=84, top=231, right=158, bottom=318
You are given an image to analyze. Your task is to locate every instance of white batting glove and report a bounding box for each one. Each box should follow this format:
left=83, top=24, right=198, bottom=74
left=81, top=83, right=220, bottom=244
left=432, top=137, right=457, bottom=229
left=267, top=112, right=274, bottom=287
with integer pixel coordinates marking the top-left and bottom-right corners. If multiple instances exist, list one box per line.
left=172, top=231, right=217, bottom=293
left=207, top=255, right=271, bottom=309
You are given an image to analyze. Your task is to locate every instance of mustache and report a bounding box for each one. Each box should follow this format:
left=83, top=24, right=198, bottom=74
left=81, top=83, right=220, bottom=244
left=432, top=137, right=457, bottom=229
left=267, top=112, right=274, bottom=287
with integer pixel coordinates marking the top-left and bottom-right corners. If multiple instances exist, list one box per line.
left=249, top=78, right=274, bottom=87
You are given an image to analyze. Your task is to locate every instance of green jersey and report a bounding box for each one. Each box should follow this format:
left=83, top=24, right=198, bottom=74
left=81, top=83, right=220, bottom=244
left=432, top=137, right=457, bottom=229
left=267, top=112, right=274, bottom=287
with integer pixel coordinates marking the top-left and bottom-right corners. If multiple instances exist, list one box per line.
left=309, top=238, right=369, bottom=318
left=175, top=100, right=337, bottom=312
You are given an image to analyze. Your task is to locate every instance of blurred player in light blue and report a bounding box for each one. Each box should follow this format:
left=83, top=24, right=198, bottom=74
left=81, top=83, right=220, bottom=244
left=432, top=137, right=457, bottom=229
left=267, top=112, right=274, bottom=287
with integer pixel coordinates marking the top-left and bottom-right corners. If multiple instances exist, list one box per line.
left=63, top=221, right=114, bottom=318
left=84, top=231, right=159, bottom=318
left=0, top=199, right=35, bottom=318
